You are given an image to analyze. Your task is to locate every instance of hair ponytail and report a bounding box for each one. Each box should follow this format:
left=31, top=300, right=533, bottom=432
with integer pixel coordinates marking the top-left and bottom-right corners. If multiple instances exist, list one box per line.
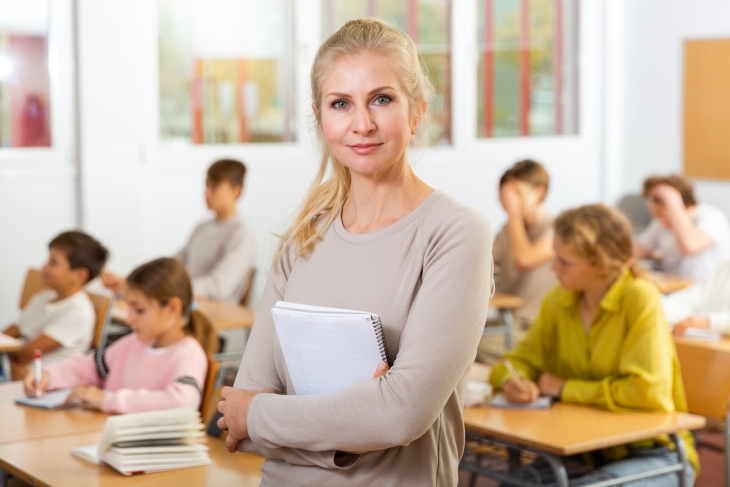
left=187, top=310, right=217, bottom=358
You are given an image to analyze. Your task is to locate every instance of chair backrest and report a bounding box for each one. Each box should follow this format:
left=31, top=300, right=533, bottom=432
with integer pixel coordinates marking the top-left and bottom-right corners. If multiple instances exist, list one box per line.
left=675, top=338, right=730, bottom=420
left=201, top=359, right=222, bottom=424
left=616, top=193, right=652, bottom=235
left=19, top=268, right=51, bottom=309
left=239, top=268, right=256, bottom=307
left=87, top=292, right=112, bottom=349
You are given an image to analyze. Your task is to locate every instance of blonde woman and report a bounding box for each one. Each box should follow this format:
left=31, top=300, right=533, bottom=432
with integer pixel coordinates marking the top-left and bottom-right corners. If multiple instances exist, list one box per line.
left=491, top=205, right=698, bottom=486
left=217, top=19, right=493, bottom=486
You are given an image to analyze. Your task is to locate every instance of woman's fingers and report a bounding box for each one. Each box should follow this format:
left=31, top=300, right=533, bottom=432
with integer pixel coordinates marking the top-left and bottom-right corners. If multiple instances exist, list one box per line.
left=372, top=361, right=389, bottom=379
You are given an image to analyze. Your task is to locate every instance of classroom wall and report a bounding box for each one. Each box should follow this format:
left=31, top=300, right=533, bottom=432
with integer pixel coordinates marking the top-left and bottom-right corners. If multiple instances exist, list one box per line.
left=621, top=0, right=730, bottom=217
left=0, top=0, right=616, bottom=329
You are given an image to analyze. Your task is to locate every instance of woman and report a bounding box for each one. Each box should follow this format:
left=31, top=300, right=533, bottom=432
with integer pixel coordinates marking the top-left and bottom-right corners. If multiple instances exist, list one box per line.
left=491, top=204, right=699, bottom=486
left=217, top=19, right=493, bottom=486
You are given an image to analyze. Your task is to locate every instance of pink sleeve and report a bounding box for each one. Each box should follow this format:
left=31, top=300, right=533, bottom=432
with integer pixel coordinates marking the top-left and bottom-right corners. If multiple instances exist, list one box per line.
left=101, top=341, right=208, bottom=414
left=46, top=352, right=104, bottom=390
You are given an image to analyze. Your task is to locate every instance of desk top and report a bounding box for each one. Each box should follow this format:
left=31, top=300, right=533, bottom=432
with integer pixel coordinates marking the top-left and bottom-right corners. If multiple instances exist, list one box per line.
left=489, top=293, right=524, bottom=310
left=0, top=333, right=22, bottom=353
left=0, top=431, right=264, bottom=487
left=0, top=382, right=107, bottom=445
left=463, top=402, right=705, bottom=456
left=646, top=271, right=693, bottom=294
left=674, top=335, right=730, bottom=352
left=112, top=299, right=256, bottom=331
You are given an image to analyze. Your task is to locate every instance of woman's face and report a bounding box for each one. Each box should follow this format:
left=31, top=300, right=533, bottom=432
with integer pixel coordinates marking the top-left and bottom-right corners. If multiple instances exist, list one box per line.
left=551, top=237, right=604, bottom=292
left=317, top=52, right=420, bottom=178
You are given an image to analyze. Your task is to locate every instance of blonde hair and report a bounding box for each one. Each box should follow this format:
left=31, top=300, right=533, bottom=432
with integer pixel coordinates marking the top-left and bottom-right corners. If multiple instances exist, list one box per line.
left=127, top=258, right=217, bottom=358
left=554, top=204, right=642, bottom=280
left=273, top=18, right=434, bottom=267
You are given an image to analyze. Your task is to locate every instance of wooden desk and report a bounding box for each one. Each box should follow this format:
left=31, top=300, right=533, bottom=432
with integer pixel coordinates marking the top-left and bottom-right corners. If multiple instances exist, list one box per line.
left=0, top=334, right=22, bottom=383
left=0, top=382, right=107, bottom=445
left=483, top=293, right=525, bottom=351
left=0, top=432, right=264, bottom=487
left=112, top=299, right=256, bottom=331
left=646, top=271, right=694, bottom=294
left=463, top=402, right=705, bottom=457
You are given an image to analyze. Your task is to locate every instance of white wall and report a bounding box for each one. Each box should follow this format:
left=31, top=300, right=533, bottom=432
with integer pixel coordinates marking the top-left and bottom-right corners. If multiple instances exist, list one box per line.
left=1, top=0, right=613, bottom=329
left=621, top=0, right=730, bottom=216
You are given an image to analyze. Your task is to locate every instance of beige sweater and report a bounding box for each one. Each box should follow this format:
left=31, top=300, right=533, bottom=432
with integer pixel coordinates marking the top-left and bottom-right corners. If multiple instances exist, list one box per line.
left=234, top=191, right=493, bottom=486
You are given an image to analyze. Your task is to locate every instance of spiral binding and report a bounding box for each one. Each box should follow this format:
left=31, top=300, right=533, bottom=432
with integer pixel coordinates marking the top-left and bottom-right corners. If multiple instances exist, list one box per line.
left=372, top=315, right=391, bottom=365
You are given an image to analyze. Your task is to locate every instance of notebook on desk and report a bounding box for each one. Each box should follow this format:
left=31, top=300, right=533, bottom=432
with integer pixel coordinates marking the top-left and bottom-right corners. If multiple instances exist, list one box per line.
left=682, top=327, right=722, bottom=341
left=490, top=392, right=554, bottom=409
left=15, top=389, right=81, bottom=410
left=271, top=301, right=390, bottom=395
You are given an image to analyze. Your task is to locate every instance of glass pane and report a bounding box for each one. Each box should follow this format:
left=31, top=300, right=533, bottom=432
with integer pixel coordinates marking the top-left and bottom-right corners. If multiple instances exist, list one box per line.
left=322, top=0, right=452, bottom=146
left=477, top=0, right=578, bottom=138
left=0, top=0, right=51, bottom=148
left=158, top=0, right=295, bottom=145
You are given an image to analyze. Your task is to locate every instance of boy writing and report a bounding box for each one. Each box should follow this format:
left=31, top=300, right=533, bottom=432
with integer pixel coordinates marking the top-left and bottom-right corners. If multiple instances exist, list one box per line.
left=2, top=231, right=109, bottom=380
left=103, top=159, right=256, bottom=304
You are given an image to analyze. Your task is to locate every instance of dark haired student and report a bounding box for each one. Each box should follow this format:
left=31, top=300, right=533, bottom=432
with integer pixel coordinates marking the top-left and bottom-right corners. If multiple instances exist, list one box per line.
left=2, top=231, right=109, bottom=379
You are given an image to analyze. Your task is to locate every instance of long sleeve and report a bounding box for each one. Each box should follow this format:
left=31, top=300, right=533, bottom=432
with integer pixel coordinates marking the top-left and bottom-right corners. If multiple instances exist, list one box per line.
left=46, top=352, right=104, bottom=390
left=244, top=211, right=493, bottom=454
left=102, top=382, right=203, bottom=414
left=561, top=283, right=675, bottom=412
left=192, top=223, right=255, bottom=301
left=661, top=264, right=730, bottom=333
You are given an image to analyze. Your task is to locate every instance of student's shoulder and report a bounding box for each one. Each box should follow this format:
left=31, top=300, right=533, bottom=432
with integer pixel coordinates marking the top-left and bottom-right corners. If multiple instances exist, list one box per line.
left=696, top=203, right=730, bottom=228
left=27, top=290, right=57, bottom=307
left=419, top=191, right=492, bottom=244
left=169, top=336, right=208, bottom=364
left=622, top=275, right=662, bottom=313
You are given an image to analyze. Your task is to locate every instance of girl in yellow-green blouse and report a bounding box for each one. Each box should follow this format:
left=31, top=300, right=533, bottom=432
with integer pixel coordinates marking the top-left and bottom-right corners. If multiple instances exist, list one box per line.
left=491, top=204, right=699, bottom=486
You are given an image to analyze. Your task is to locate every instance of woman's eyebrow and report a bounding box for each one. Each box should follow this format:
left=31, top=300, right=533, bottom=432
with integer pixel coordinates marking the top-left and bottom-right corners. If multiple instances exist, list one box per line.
left=326, top=86, right=396, bottom=98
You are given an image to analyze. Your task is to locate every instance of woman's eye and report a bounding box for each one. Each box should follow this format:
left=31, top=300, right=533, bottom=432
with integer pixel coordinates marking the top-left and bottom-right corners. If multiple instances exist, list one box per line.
left=374, top=96, right=390, bottom=105
left=333, top=100, right=347, bottom=109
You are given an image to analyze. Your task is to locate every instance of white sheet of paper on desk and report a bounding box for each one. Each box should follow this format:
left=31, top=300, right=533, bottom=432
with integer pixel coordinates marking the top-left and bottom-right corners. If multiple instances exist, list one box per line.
left=14, top=388, right=81, bottom=410
left=490, top=392, right=553, bottom=409
left=682, top=327, right=722, bottom=341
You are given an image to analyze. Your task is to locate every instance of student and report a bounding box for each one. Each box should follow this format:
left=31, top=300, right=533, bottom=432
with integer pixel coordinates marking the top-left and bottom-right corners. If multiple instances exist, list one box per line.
left=635, top=174, right=730, bottom=280
left=663, top=261, right=730, bottom=336
left=2, top=231, right=108, bottom=380
left=491, top=204, right=698, bottom=486
left=476, top=159, right=556, bottom=364
left=217, top=19, right=493, bottom=486
left=24, top=258, right=216, bottom=414
left=103, top=159, right=256, bottom=304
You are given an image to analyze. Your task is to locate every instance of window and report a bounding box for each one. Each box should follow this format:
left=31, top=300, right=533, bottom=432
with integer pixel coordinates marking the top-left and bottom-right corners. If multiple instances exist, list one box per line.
left=477, top=0, right=578, bottom=138
left=158, top=0, right=295, bottom=145
left=0, top=0, right=52, bottom=148
left=322, top=0, right=452, bottom=146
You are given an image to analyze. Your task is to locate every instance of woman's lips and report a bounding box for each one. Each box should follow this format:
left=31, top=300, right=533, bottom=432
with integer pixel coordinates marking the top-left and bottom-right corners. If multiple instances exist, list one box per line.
left=349, top=143, right=382, bottom=155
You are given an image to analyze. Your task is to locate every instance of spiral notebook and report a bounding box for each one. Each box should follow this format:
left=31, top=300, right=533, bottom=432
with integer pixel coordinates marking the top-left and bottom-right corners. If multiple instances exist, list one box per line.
left=271, top=301, right=390, bottom=395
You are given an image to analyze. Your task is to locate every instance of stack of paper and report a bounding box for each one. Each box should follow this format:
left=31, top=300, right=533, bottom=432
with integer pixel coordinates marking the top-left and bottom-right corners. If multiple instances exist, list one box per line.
left=15, top=389, right=81, bottom=410
left=72, top=408, right=210, bottom=475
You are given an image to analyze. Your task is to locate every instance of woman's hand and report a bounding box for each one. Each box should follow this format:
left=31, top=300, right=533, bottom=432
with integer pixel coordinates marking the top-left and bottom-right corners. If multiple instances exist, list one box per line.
left=537, top=372, right=565, bottom=398
left=23, top=370, right=50, bottom=398
left=66, top=386, right=105, bottom=410
left=218, top=387, right=278, bottom=452
left=372, top=360, right=389, bottom=379
left=672, top=316, right=710, bottom=336
left=502, top=377, right=539, bottom=403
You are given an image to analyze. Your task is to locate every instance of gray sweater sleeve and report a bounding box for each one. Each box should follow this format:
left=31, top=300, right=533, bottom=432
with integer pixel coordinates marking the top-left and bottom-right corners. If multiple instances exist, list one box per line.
left=241, top=208, right=493, bottom=457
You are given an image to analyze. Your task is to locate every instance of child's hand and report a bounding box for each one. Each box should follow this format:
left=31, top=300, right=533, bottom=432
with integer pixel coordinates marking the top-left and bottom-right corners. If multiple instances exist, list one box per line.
left=66, top=386, right=105, bottom=410
left=100, top=270, right=125, bottom=294
left=23, top=370, right=50, bottom=398
left=503, top=377, right=539, bottom=403
left=372, top=361, right=389, bottom=379
left=672, top=316, right=710, bottom=336
left=499, top=183, right=523, bottom=219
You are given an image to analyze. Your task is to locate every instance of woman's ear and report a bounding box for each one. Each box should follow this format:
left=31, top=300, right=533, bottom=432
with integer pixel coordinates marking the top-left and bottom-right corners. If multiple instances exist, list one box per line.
left=411, top=100, right=428, bottom=135
left=312, top=103, right=320, bottom=123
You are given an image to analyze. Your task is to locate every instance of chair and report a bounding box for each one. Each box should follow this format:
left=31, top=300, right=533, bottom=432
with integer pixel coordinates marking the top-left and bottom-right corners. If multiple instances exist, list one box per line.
left=87, top=292, right=112, bottom=349
left=616, top=193, right=652, bottom=235
left=239, top=268, right=256, bottom=307
left=675, top=339, right=730, bottom=487
left=201, top=359, right=222, bottom=425
left=19, top=268, right=50, bottom=309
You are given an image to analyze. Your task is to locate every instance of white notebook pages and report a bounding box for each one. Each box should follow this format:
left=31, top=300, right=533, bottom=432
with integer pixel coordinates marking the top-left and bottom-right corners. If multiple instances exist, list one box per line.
left=71, top=408, right=210, bottom=476
left=490, top=393, right=554, bottom=409
left=15, top=388, right=81, bottom=410
left=271, top=301, right=390, bottom=396
left=682, top=327, right=722, bottom=341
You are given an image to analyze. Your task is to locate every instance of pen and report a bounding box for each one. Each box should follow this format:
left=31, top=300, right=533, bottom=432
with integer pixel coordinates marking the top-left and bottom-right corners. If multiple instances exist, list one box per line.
left=34, top=350, right=42, bottom=398
left=503, top=359, right=523, bottom=383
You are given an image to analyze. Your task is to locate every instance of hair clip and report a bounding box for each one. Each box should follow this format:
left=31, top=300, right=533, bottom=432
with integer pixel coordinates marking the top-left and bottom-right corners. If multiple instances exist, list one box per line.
left=190, top=300, right=198, bottom=311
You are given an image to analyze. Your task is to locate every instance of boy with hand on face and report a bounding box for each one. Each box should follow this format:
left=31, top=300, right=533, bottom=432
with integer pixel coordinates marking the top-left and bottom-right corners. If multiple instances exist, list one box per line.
left=3, top=231, right=109, bottom=380
left=103, top=159, right=256, bottom=304
left=635, top=174, right=730, bottom=280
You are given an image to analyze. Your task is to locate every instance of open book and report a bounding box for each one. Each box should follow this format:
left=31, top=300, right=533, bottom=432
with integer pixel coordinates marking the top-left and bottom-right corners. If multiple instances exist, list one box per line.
left=72, top=408, right=210, bottom=475
left=271, top=301, right=390, bottom=395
